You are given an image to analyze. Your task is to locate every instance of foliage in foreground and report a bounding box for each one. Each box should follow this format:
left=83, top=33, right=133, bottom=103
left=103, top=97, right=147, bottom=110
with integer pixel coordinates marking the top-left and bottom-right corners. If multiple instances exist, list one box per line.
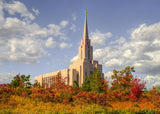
left=0, top=66, right=160, bottom=113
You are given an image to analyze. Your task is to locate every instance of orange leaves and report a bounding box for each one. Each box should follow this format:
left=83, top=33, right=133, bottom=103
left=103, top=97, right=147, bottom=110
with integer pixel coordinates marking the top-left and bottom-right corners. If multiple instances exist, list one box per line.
left=0, top=85, right=159, bottom=113
left=8, top=100, right=17, bottom=106
left=73, top=92, right=107, bottom=106
left=55, top=92, right=61, bottom=98
left=21, top=90, right=28, bottom=97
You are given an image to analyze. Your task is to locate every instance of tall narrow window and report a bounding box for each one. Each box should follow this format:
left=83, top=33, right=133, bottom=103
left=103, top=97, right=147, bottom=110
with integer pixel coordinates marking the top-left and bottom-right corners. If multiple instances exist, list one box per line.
left=81, top=49, right=83, bottom=59
left=88, top=50, right=90, bottom=59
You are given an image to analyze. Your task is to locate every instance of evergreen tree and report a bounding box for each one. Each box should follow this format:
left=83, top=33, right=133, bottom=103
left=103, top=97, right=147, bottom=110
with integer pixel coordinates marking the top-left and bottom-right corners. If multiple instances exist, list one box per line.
left=81, top=69, right=106, bottom=92
left=81, top=76, right=91, bottom=92
left=90, top=69, right=103, bottom=92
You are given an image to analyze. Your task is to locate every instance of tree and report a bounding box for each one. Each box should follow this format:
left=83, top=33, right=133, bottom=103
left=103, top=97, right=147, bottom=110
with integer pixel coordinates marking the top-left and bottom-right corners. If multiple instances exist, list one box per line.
left=90, top=69, right=103, bottom=92
left=81, top=69, right=107, bottom=92
left=110, top=66, right=146, bottom=101
left=10, top=74, right=31, bottom=88
left=81, top=76, right=91, bottom=92
left=111, top=66, right=135, bottom=91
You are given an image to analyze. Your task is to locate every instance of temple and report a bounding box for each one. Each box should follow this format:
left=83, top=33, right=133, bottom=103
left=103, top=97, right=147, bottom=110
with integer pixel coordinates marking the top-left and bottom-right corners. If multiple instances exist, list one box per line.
left=36, top=10, right=104, bottom=87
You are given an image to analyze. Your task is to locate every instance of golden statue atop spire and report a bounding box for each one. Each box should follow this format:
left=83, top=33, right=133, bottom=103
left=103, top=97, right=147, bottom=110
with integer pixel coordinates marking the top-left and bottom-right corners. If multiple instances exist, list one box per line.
left=85, top=9, right=87, bottom=16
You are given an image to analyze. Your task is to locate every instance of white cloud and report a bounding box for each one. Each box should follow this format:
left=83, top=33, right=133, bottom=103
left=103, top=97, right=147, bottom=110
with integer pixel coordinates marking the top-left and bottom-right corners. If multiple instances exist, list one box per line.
left=60, top=20, right=69, bottom=28
left=0, top=0, right=71, bottom=64
left=104, top=71, right=113, bottom=79
left=92, top=22, right=160, bottom=76
left=48, top=24, right=68, bottom=40
left=70, top=55, right=78, bottom=62
left=30, top=76, right=37, bottom=84
left=0, top=72, right=17, bottom=84
left=93, top=48, right=106, bottom=60
left=59, top=42, right=72, bottom=48
left=8, top=38, right=47, bottom=64
left=0, top=1, right=4, bottom=24
left=105, top=58, right=126, bottom=69
left=32, top=8, right=39, bottom=16
left=130, top=23, right=160, bottom=41
left=104, top=71, right=113, bottom=87
left=144, top=75, right=160, bottom=89
left=90, top=29, right=112, bottom=47
left=3, top=1, right=35, bottom=20
left=123, top=49, right=132, bottom=59
left=45, top=37, right=57, bottom=48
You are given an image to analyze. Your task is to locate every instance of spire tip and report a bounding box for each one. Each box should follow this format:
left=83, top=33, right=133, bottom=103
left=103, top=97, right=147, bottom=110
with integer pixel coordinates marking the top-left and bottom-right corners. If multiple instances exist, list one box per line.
left=85, top=9, right=87, bottom=16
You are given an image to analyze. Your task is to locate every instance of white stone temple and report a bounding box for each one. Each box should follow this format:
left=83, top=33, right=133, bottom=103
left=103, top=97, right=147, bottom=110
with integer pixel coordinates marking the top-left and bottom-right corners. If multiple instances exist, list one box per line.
left=36, top=10, right=104, bottom=87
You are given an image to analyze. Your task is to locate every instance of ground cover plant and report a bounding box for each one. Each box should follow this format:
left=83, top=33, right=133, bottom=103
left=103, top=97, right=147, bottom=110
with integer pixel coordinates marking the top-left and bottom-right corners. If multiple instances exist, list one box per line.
left=0, top=66, right=160, bottom=113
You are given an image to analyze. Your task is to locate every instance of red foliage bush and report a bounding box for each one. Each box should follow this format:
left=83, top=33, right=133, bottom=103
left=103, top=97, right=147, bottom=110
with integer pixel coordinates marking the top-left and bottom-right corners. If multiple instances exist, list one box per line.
left=127, top=77, right=146, bottom=101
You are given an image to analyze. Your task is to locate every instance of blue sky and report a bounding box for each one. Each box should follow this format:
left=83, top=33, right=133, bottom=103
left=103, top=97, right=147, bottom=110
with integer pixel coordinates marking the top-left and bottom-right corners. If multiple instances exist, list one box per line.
left=0, top=0, right=160, bottom=89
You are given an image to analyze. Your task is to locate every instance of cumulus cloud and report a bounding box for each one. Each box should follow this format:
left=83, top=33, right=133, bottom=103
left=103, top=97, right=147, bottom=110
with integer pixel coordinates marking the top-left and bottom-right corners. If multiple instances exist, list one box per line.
left=90, top=29, right=112, bottom=47
left=93, top=22, right=160, bottom=76
left=8, top=38, right=47, bottom=64
left=3, top=1, right=35, bottom=20
left=59, top=42, right=72, bottom=48
left=0, top=0, right=71, bottom=64
left=92, top=22, right=160, bottom=90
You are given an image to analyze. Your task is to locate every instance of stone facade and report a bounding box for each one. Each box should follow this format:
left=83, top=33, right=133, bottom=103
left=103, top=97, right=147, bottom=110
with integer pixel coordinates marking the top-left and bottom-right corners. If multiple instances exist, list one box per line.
left=36, top=10, right=104, bottom=87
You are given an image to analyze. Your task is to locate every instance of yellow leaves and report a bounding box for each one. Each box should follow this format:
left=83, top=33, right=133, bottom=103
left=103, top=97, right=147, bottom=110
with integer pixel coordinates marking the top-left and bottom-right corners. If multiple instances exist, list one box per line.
left=0, top=96, right=158, bottom=113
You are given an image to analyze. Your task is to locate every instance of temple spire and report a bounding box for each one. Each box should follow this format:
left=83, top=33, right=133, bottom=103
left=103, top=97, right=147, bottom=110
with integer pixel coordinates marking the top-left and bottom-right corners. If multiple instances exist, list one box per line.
left=85, top=9, right=87, bottom=16
left=83, top=9, right=88, bottom=40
